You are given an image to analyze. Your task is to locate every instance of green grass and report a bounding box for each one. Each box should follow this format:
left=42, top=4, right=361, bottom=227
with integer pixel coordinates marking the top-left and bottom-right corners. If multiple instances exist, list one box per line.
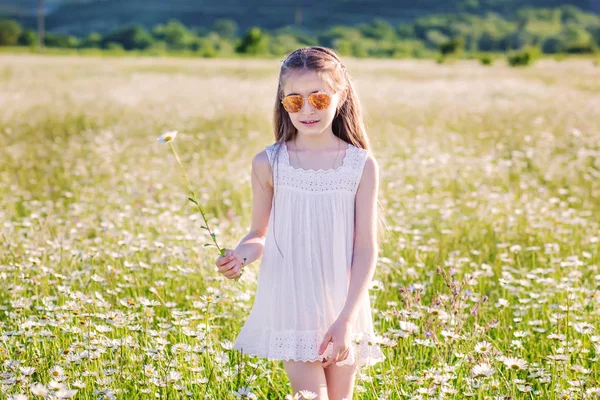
left=0, top=54, right=599, bottom=399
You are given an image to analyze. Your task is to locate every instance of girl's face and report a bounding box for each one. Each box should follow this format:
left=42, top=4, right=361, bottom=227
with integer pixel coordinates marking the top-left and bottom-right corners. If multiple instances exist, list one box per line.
left=282, top=69, right=343, bottom=137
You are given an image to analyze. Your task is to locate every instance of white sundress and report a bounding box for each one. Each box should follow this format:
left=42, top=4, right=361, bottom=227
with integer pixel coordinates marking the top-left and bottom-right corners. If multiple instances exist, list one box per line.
left=233, top=140, right=385, bottom=368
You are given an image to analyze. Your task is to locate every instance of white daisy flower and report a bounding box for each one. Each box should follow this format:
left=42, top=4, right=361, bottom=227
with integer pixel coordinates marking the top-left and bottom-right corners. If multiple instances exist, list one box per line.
left=298, top=390, right=319, bottom=399
left=474, top=341, right=493, bottom=354
left=233, top=386, right=258, bottom=399
left=55, top=389, right=78, bottom=399
left=573, top=322, right=594, bottom=334
left=502, top=357, right=528, bottom=371
left=157, top=131, right=178, bottom=143
left=49, top=366, right=65, bottom=378
left=19, top=367, right=35, bottom=376
left=143, top=364, right=157, bottom=377
left=30, top=383, right=48, bottom=397
left=472, top=362, right=495, bottom=377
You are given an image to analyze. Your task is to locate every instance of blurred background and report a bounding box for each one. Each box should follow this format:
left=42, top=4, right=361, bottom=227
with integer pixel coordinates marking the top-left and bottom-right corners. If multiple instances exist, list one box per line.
left=1, top=2, right=600, bottom=399
left=0, top=0, right=599, bottom=59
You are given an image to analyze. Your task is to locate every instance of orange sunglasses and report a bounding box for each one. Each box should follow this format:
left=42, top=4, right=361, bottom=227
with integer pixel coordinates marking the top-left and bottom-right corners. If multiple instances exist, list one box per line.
left=281, top=91, right=332, bottom=113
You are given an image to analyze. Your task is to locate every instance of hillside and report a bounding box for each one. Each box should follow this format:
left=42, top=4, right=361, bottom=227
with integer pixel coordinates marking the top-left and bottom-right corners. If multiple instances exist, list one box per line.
left=1, top=0, right=598, bottom=35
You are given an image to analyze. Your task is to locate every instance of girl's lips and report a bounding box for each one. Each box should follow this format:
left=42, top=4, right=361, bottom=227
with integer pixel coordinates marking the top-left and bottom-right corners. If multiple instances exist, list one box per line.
left=301, top=120, right=319, bottom=124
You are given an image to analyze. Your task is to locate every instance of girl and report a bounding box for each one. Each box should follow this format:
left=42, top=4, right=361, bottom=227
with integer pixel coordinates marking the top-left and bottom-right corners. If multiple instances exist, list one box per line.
left=215, top=46, right=385, bottom=399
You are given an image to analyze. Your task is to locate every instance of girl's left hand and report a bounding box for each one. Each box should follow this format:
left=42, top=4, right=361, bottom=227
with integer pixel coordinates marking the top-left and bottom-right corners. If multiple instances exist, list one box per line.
left=318, top=318, right=353, bottom=368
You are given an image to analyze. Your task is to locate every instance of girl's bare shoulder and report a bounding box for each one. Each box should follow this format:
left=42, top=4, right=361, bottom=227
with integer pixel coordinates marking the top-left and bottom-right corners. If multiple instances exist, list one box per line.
left=252, top=149, right=274, bottom=188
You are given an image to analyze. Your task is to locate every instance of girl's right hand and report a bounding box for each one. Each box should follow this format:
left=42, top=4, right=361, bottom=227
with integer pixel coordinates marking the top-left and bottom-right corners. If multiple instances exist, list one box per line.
left=215, top=248, right=243, bottom=280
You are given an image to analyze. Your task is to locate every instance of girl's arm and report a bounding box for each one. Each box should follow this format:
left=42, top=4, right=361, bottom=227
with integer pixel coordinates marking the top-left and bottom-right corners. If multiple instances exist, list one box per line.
left=338, top=154, right=379, bottom=324
left=232, top=150, right=274, bottom=266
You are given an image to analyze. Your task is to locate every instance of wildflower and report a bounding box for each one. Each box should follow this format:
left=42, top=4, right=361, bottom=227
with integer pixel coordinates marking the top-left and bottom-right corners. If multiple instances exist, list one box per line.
left=472, top=363, right=495, bottom=378
left=47, top=380, right=65, bottom=390
left=30, top=383, right=48, bottom=397
left=298, top=390, right=319, bottom=399
left=516, top=384, right=532, bottom=393
left=399, top=321, right=419, bottom=334
left=72, top=380, right=86, bottom=389
left=156, top=129, right=246, bottom=281
left=474, top=341, right=493, bottom=354
left=143, top=364, right=157, bottom=377
left=55, top=389, right=78, bottom=399
left=220, top=339, right=234, bottom=350
left=233, top=386, right=258, bottom=399
left=48, top=366, right=65, bottom=378
left=157, top=130, right=178, bottom=143
left=167, top=370, right=182, bottom=383
left=171, top=343, right=191, bottom=354
left=19, top=367, right=35, bottom=376
left=502, top=357, right=528, bottom=371
left=573, top=322, right=594, bottom=334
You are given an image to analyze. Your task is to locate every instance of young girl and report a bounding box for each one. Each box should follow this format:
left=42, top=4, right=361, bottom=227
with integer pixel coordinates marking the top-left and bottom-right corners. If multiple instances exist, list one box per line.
left=215, top=46, right=385, bottom=399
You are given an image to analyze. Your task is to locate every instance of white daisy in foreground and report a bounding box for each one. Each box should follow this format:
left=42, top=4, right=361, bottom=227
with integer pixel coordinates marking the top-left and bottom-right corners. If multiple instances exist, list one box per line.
left=233, top=386, right=258, bottom=399
left=573, top=322, right=594, bottom=334
left=49, top=366, right=65, bottom=378
left=502, top=357, right=528, bottom=371
left=30, top=383, right=48, bottom=397
left=143, top=364, right=156, bottom=377
left=472, top=362, right=495, bottom=377
left=20, top=367, right=35, bottom=376
left=474, top=341, right=493, bottom=354
left=55, top=389, right=78, bottom=399
left=298, top=390, right=318, bottom=399
left=157, top=130, right=178, bottom=143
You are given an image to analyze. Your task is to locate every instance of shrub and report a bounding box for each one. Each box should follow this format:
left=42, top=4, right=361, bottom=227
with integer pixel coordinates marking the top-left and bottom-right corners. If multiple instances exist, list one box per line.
left=479, top=54, right=492, bottom=65
left=0, top=19, right=22, bottom=46
left=507, top=46, right=541, bottom=67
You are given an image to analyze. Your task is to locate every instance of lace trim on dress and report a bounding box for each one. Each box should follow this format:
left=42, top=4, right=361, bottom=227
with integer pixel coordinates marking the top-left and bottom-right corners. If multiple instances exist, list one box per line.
left=234, top=328, right=386, bottom=367
left=264, top=142, right=369, bottom=194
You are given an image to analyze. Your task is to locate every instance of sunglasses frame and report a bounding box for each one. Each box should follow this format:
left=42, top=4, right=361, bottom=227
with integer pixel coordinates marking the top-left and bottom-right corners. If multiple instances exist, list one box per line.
left=280, top=91, right=333, bottom=113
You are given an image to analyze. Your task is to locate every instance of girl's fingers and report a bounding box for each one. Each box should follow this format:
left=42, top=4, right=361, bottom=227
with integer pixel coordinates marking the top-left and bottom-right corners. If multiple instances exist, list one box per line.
left=218, top=259, right=238, bottom=272
left=216, top=254, right=235, bottom=267
left=322, top=347, right=340, bottom=367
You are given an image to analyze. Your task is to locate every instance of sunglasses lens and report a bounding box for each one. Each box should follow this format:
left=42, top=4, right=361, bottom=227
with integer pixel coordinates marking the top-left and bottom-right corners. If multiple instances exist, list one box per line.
left=282, top=95, right=303, bottom=113
left=309, top=93, right=331, bottom=110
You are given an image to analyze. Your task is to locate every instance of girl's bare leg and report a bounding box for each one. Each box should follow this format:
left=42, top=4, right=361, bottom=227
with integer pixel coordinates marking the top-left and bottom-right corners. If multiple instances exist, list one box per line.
left=283, top=360, right=329, bottom=399
left=323, top=358, right=359, bottom=400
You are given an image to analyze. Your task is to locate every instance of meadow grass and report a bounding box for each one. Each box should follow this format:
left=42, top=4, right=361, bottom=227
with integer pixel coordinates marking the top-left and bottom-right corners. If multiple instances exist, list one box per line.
left=0, top=54, right=599, bottom=399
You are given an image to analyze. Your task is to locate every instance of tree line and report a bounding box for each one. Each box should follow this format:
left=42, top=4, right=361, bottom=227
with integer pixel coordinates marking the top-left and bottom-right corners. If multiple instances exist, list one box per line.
left=0, top=5, right=598, bottom=58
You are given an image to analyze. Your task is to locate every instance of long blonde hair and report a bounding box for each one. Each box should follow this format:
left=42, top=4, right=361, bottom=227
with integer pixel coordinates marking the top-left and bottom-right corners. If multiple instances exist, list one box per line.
left=267, top=46, right=388, bottom=258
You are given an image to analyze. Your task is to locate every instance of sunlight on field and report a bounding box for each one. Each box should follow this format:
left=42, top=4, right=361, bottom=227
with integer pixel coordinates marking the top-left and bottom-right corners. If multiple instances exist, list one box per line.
left=1, top=54, right=599, bottom=399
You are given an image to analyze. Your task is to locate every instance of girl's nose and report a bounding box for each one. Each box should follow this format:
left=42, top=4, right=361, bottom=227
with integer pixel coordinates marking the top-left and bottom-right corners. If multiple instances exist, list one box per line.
left=301, top=99, right=315, bottom=115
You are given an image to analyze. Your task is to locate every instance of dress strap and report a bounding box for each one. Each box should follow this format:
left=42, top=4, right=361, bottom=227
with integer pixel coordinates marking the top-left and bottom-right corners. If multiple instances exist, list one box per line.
left=350, top=146, right=369, bottom=193
left=264, top=143, right=281, bottom=168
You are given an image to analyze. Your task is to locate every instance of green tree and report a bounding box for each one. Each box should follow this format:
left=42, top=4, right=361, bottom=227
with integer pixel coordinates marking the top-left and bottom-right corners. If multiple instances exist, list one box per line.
left=319, top=25, right=363, bottom=49
left=358, top=18, right=396, bottom=41
left=0, top=19, right=22, bottom=46
left=439, top=36, right=465, bottom=55
left=425, top=30, right=449, bottom=48
left=80, top=32, right=102, bottom=48
left=18, top=29, right=37, bottom=47
left=102, top=25, right=153, bottom=50
left=236, top=27, right=270, bottom=55
left=152, top=20, right=193, bottom=50
left=559, top=24, right=594, bottom=53
left=45, top=33, right=79, bottom=48
left=211, top=18, right=238, bottom=39
left=269, top=34, right=303, bottom=56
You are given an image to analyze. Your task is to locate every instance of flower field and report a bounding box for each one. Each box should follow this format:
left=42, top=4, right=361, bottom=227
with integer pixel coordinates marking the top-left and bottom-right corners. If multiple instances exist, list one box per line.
left=0, top=54, right=599, bottom=399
